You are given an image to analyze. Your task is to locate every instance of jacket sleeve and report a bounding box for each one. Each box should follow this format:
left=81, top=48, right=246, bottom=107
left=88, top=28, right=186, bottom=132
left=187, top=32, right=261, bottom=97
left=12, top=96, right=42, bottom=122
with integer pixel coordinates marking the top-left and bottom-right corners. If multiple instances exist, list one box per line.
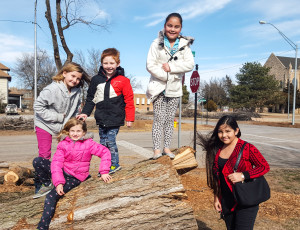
left=146, top=41, right=168, bottom=82
left=34, top=87, right=64, bottom=123
left=243, top=143, right=270, bottom=180
left=122, top=78, right=135, bottom=122
left=71, top=95, right=82, bottom=117
left=51, top=143, right=66, bottom=187
left=168, top=45, right=195, bottom=74
left=89, top=140, right=111, bottom=174
left=81, top=77, right=97, bottom=116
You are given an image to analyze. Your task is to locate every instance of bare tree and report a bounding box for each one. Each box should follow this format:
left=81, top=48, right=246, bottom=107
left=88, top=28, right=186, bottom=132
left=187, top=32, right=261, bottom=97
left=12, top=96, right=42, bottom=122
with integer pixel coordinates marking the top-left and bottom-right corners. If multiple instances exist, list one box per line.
left=12, top=49, right=56, bottom=95
left=45, top=0, right=109, bottom=70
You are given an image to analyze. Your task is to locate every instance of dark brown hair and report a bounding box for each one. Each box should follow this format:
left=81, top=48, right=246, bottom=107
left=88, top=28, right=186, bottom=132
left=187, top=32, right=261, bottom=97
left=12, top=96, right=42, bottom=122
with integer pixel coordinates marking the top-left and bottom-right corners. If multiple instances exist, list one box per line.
left=164, top=13, right=183, bottom=26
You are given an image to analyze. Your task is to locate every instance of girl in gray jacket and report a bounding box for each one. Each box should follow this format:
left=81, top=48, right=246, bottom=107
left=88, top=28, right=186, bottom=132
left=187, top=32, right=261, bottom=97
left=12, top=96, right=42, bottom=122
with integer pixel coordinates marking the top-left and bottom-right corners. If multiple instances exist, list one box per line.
left=33, top=62, right=90, bottom=198
left=146, top=13, right=195, bottom=160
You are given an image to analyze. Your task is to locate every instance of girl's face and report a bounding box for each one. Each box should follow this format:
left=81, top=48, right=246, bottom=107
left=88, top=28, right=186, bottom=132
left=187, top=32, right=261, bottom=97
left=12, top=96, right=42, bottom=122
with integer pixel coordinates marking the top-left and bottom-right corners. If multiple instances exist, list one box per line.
left=217, top=124, right=239, bottom=146
left=63, top=71, right=82, bottom=90
left=69, top=124, right=86, bottom=141
left=164, top=16, right=182, bottom=43
left=102, top=56, right=120, bottom=78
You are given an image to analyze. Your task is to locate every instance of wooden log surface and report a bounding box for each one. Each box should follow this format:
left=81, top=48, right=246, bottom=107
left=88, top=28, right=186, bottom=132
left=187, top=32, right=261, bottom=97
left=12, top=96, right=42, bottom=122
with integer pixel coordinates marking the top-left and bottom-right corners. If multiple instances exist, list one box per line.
left=3, top=166, right=34, bottom=185
left=0, top=156, right=198, bottom=230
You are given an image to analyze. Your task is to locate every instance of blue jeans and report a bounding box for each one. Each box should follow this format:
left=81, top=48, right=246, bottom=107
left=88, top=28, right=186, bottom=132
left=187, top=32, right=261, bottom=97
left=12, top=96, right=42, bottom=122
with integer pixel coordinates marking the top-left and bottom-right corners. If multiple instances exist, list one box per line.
left=99, top=126, right=120, bottom=166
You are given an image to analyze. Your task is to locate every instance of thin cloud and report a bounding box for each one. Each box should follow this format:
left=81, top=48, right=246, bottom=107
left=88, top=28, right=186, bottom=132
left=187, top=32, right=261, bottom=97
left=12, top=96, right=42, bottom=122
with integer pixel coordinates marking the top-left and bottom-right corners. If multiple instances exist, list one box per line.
left=250, top=0, right=300, bottom=21
left=136, top=0, right=232, bottom=27
left=0, top=33, right=32, bottom=63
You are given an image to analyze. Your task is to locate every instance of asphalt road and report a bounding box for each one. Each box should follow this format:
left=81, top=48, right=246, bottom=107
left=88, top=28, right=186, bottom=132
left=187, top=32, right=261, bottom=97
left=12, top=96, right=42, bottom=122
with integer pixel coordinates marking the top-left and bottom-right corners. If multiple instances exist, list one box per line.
left=0, top=120, right=299, bottom=168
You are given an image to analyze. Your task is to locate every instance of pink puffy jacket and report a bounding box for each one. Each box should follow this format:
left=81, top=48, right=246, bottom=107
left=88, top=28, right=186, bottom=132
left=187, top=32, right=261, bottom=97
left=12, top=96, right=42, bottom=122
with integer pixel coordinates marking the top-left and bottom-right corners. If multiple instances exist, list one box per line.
left=51, top=133, right=111, bottom=187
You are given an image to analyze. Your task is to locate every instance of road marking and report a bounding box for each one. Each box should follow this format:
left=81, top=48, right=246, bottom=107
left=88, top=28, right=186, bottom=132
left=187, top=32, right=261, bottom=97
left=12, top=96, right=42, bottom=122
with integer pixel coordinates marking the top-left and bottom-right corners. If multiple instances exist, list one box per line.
left=246, top=140, right=300, bottom=152
left=117, top=140, right=153, bottom=158
left=244, top=134, right=299, bottom=143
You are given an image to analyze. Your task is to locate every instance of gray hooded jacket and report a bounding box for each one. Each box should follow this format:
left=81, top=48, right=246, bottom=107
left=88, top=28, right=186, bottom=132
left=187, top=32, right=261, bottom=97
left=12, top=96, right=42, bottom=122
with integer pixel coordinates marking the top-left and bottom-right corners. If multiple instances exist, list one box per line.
left=34, top=81, right=81, bottom=135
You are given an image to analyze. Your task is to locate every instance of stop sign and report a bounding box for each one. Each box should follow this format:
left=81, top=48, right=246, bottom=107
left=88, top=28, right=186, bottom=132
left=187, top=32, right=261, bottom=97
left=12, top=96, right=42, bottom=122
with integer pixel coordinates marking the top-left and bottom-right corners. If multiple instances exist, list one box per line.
left=190, top=71, right=200, bottom=93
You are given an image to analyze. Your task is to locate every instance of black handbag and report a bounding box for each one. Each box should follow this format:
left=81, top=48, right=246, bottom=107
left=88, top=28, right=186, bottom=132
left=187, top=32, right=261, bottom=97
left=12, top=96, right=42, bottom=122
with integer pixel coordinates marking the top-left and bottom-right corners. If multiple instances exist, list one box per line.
left=233, top=142, right=270, bottom=207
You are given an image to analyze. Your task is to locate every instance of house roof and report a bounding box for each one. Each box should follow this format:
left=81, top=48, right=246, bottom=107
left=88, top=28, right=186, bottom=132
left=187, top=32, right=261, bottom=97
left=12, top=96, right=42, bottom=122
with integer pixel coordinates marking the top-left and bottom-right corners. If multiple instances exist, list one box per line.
left=0, top=69, right=11, bottom=80
left=276, top=56, right=300, bottom=69
left=0, top=63, right=10, bottom=71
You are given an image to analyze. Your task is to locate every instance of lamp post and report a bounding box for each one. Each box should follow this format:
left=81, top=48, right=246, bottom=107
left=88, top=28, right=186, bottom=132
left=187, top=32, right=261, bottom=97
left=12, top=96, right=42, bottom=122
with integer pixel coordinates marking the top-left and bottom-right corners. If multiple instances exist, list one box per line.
left=34, top=0, right=37, bottom=100
left=259, top=21, right=298, bottom=125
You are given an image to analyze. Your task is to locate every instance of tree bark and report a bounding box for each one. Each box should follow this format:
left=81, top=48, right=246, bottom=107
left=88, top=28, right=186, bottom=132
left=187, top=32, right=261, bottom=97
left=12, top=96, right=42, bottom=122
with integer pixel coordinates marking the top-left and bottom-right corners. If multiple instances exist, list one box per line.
left=56, top=0, right=73, bottom=65
left=45, top=0, right=62, bottom=70
left=0, top=157, right=198, bottom=230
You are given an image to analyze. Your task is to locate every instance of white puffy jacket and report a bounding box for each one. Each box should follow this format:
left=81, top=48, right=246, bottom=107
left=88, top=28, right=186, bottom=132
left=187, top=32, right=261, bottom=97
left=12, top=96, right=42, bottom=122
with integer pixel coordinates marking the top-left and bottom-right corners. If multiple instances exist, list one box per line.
left=146, top=30, right=195, bottom=101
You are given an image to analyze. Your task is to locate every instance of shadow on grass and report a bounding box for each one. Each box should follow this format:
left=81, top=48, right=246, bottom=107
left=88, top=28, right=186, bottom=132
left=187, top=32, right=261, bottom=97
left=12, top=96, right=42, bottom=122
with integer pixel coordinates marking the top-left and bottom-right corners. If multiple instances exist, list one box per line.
left=196, top=219, right=212, bottom=230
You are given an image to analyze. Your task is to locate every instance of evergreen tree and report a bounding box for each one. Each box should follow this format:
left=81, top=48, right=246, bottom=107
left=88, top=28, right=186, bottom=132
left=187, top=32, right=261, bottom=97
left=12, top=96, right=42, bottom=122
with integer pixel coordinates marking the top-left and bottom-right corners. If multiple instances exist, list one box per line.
left=182, top=84, right=190, bottom=104
left=230, top=62, right=282, bottom=110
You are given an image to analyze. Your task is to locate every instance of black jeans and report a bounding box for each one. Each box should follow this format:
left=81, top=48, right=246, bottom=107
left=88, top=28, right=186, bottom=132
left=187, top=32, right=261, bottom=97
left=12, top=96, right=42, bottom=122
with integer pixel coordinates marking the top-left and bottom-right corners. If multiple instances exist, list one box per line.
left=223, top=205, right=259, bottom=230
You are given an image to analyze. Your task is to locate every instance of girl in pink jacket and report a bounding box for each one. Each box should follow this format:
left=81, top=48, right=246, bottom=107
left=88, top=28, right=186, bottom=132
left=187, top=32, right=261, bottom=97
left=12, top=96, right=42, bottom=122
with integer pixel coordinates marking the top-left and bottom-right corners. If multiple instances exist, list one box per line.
left=37, top=118, right=111, bottom=230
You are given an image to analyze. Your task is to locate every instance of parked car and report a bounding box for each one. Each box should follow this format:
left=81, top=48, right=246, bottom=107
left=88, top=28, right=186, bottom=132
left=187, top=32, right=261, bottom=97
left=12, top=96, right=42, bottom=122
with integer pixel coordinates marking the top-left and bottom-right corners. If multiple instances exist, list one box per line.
left=5, top=104, right=18, bottom=115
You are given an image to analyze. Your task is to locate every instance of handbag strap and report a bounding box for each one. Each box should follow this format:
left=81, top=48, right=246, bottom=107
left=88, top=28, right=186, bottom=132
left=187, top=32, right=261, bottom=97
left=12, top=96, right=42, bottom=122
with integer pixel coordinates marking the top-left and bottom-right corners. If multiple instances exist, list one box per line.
left=234, top=142, right=248, bottom=172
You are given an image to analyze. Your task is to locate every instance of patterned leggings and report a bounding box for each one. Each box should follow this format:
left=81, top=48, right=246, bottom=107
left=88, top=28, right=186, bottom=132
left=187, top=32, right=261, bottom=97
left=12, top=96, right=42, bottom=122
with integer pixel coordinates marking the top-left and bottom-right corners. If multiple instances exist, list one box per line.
left=37, top=172, right=82, bottom=230
left=33, top=157, right=51, bottom=186
left=152, top=93, right=179, bottom=150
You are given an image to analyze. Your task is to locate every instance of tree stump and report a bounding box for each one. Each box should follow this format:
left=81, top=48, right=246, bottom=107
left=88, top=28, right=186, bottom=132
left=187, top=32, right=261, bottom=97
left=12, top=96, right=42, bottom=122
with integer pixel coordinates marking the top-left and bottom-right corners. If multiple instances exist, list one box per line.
left=0, top=156, right=198, bottom=230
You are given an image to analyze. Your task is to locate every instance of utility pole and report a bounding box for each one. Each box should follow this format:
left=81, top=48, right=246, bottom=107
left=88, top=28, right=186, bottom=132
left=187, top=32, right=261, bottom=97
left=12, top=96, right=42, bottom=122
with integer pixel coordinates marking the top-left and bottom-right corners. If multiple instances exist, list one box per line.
left=34, top=0, right=37, bottom=100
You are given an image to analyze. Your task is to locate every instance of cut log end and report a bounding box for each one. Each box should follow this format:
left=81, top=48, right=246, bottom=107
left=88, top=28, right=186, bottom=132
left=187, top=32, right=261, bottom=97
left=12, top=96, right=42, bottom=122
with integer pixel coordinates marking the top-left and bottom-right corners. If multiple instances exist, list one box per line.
left=4, top=171, right=19, bottom=183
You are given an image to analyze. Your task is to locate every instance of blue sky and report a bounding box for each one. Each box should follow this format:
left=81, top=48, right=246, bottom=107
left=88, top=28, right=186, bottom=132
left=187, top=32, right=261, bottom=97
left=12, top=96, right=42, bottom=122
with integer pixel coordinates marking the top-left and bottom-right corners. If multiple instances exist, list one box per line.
left=0, top=0, right=299, bottom=93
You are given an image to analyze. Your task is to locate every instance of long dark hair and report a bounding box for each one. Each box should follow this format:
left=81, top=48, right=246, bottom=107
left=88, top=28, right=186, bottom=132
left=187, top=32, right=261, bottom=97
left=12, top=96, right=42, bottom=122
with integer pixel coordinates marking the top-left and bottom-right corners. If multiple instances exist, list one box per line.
left=197, top=115, right=241, bottom=196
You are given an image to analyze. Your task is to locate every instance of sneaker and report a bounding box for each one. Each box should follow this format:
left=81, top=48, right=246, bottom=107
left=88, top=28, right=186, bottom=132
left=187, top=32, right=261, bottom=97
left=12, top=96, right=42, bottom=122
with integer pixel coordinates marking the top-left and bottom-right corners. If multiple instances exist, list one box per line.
left=97, top=172, right=102, bottom=177
left=33, top=183, right=54, bottom=199
left=152, top=153, right=163, bottom=160
left=163, top=152, right=175, bottom=159
left=109, top=164, right=122, bottom=174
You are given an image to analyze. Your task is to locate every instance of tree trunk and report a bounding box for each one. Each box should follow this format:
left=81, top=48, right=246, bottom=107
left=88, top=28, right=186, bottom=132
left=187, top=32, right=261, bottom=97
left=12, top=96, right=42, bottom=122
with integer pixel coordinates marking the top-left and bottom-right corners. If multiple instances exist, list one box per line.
left=56, top=0, right=73, bottom=65
left=45, top=0, right=62, bottom=70
left=0, top=157, right=198, bottom=230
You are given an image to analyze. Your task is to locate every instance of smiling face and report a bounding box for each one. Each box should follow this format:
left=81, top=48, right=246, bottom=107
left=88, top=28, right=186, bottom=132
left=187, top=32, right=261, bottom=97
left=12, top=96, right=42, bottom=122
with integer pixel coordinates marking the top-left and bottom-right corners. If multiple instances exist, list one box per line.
left=164, top=16, right=182, bottom=43
left=102, top=56, right=120, bottom=78
left=63, top=71, right=82, bottom=91
left=217, top=124, right=239, bottom=146
left=69, top=124, right=86, bottom=141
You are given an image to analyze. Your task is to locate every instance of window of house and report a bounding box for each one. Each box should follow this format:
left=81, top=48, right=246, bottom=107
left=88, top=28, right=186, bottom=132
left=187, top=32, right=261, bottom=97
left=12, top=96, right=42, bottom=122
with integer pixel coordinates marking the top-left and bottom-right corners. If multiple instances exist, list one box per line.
left=147, top=99, right=150, bottom=105
left=142, top=98, right=145, bottom=105
left=136, top=98, right=140, bottom=105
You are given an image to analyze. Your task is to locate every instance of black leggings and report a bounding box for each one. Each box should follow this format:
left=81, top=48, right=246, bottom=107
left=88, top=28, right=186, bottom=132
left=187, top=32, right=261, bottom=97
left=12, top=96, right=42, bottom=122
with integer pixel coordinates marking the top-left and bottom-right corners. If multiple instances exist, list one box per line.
left=223, top=205, right=259, bottom=230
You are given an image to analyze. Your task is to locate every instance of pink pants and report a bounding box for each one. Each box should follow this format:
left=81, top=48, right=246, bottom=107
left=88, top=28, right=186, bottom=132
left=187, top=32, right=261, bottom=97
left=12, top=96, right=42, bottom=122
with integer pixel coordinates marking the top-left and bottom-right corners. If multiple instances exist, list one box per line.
left=35, top=126, right=52, bottom=159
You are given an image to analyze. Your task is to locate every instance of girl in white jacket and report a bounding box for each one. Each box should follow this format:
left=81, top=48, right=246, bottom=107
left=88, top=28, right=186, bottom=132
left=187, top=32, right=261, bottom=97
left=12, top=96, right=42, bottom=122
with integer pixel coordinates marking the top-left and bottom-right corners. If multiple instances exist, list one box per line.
left=146, top=13, right=195, bottom=159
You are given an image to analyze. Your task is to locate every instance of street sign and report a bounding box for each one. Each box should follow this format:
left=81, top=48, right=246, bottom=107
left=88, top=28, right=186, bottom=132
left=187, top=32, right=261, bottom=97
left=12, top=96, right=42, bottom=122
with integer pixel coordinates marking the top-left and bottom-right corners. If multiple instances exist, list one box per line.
left=198, top=98, right=206, bottom=102
left=190, top=71, right=200, bottom=93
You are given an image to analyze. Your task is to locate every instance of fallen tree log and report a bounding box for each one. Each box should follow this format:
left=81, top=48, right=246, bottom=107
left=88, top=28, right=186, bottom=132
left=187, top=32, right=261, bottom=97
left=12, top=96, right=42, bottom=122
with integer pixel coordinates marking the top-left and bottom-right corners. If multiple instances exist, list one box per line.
left=0, top=156, right=198, bottom=230
left=172, top=146, right=198, bottom=170
left=3, top=166, right=34, bottom=185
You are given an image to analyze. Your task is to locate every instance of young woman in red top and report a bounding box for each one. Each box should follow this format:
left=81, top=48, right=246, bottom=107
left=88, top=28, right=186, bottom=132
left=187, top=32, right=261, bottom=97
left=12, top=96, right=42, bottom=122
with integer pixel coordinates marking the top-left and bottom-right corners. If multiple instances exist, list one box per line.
left=197, top=115, right=270, bottom=230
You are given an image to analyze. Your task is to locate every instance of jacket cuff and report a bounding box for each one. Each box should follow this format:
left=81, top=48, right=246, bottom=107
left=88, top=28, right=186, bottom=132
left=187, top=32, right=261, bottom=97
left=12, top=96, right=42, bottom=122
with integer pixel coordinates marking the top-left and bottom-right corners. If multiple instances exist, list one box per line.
left=242, top=171, right=250, bottom=180
left=99, top=170, right=110, bottom=175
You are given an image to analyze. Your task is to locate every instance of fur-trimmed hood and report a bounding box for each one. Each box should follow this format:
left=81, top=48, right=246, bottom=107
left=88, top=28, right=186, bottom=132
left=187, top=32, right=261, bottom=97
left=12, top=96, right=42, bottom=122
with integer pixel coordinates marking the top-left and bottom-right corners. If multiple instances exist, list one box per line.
left=157, top=30, right=194, bottom=49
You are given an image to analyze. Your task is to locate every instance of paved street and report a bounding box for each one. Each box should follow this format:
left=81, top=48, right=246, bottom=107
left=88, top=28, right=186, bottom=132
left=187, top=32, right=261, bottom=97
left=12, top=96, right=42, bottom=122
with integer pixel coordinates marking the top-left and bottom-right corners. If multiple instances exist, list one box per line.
left=1, top=120, right=299, bottom=168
